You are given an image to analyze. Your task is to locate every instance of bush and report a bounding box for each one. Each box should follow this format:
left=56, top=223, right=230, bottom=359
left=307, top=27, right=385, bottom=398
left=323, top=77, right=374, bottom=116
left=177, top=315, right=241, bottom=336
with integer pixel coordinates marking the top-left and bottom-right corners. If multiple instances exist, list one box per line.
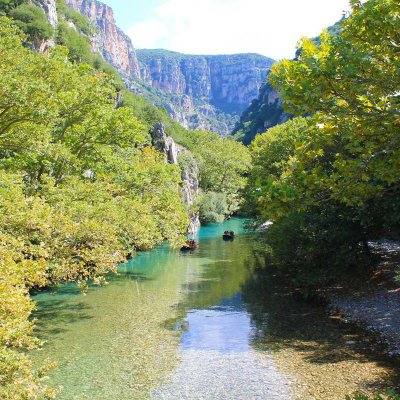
left=0, top=0, right=27, bottom=14
left=261, top=206, right=375, bottom=295
left=56, top=0, right=91, bottom=35
left=198, top=191, right=229, bottom=224
left=346, top=391, right=400, bottom=400
left=10, top=4, right=53, bottom=42
left=56, top=21, right=91, bottom=61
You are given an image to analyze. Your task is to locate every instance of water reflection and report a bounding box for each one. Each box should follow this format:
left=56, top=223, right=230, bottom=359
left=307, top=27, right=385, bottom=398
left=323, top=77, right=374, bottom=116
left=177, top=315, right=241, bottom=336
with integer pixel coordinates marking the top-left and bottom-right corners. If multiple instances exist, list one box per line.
left=181, top=296, right=252, bottom=353
left=32, top=218, right=399, bottom=400
left=241, top=264, right=400, bottom=398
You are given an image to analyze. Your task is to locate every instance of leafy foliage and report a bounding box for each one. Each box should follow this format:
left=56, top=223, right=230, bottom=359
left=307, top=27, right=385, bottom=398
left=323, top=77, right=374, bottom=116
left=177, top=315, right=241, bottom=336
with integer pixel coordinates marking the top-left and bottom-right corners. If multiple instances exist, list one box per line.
left=9, top=3, right=53, bottom=43
left=121, top=91, right=252, bottom=221
left=55, top=20, right=92, bottom=61
left=246, top=0, right=400, bottom=292
left=0, top=0, right=26, bottom=14
left=197, top=191, right=229, bottom=224
left=269, top=0, right=400, bottom=206
left=174, top=129, right=251, bottom=216
left=246, top=117, right=309, bottom=220
left=0, top=18, right=188, bottom=398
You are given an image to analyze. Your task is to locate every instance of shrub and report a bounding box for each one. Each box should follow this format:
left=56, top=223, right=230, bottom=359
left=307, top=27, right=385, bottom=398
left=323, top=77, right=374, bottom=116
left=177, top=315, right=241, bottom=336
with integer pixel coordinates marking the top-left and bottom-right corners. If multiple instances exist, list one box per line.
left=10, top=4, right=53, bottom=42
left=198, top=191, right=229, bottom=224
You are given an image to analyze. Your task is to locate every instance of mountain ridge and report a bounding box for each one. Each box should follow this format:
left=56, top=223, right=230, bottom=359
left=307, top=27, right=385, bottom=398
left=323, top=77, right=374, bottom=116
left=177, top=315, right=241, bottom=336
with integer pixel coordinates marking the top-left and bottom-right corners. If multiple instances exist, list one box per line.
left=135, top=48, right=274, bottom=134
left=62, top=0, right=275, bottom=135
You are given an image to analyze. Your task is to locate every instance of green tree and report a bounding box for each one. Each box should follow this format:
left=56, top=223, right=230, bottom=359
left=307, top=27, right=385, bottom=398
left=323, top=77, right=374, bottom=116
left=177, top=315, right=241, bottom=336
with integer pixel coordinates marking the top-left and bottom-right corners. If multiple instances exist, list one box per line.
left=174, top=130, right=251, bottom=215
left=10, top=4, right=53, bottom=43
left=246, top=0, right=400, bottom=293
left=0, top=18, right=189, bottom=398
left=197, top=191, right=229, bottom=224
left=246, top=117, right=309, bottom=221
left=56, top=21, right=92, bottom=62
left=0, top=0, right=26, bottom=14
left=269, top=0, right=400, bottom=206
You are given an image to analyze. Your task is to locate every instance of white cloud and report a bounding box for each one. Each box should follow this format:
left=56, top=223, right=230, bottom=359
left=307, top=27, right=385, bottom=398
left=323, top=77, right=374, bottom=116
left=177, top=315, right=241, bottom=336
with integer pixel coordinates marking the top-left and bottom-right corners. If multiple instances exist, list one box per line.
left=128, top=0, right=351, bottom=60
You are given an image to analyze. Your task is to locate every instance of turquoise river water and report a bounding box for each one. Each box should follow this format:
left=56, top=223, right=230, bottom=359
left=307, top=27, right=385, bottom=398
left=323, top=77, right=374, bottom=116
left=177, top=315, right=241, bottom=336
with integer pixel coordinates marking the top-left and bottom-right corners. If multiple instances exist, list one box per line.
left=33, top=219, right=399, bottom=399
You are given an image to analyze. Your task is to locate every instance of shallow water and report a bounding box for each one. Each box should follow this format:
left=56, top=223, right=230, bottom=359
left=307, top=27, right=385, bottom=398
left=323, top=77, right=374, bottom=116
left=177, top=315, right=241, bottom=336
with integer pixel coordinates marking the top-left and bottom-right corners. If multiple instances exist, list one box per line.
left=33, top=219, right=399, bottom=399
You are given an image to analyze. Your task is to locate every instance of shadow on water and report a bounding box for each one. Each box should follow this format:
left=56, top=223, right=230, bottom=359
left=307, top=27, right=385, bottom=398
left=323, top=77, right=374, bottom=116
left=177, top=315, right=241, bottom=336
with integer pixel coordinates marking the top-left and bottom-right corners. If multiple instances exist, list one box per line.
left=34, top=300, right=93, bottom=337
left=241, top=261, right=400, bottom=392
left=175, top=226, right=400, bottom=393
left=31, top=218, right=400, bottom=398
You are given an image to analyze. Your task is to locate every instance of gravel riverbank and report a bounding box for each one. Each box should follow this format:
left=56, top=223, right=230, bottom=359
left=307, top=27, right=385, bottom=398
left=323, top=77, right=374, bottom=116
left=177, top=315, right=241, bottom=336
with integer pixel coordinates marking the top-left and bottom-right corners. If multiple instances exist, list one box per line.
left=328, top=240, right=400, bottom=359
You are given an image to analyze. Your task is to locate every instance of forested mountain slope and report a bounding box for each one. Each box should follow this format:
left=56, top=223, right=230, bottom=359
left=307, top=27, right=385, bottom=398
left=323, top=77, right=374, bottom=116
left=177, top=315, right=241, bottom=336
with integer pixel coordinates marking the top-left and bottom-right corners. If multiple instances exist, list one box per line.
left=135, top=49, right=274, bottom=134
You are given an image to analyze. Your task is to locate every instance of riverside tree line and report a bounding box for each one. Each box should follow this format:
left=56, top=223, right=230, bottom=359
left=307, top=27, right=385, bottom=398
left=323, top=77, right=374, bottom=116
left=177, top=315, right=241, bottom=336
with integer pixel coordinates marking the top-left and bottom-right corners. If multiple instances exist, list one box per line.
left=0, top=12, right=249, bottom=398
left=0, top=0, right=398, bottom=398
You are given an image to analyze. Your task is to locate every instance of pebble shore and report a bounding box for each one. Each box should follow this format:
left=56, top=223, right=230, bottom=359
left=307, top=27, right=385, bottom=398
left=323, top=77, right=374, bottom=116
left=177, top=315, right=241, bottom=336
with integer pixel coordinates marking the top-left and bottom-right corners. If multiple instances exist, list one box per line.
left=328, top=240, right=400, bottom=358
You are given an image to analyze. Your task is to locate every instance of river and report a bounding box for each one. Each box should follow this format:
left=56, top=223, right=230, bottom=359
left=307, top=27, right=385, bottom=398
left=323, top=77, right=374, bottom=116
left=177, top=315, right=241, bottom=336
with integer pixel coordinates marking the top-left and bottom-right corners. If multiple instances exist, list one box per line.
left=33, top=219, right=399, bottom=399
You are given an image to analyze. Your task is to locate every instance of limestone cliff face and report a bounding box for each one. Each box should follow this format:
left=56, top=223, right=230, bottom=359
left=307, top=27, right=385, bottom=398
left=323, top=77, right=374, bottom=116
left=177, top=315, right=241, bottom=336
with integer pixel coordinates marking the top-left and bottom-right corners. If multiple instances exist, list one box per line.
left=137, top=50, right=275, bottom=133
left=65, top=0, right=140, bottom=78
left=233, top=79, right=290, bottom=145
left=151, top=123, right=200, bottom=234
left=59, top=2, right=275, bottom=135
left=34, top=0, right=58, bottom=27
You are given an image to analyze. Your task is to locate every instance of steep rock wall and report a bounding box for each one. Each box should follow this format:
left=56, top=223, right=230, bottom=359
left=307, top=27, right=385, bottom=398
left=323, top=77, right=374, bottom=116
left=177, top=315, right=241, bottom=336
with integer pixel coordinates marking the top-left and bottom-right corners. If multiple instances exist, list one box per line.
left=233, top=78, right=290, bottom=145
left=60, top=1, right=277, bottom=135
left=66, top=0, right=140, bottom=78
left=34, top=0, right=58, bottom=27
left=137, top=50, right=274, bottom=117
left=151, top=123, right=200, bottom=234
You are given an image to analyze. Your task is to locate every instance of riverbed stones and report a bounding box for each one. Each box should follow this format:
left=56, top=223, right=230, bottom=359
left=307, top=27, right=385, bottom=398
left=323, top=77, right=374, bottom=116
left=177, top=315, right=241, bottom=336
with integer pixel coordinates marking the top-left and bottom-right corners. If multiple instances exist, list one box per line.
left=152, top=349, right=293, bottom=399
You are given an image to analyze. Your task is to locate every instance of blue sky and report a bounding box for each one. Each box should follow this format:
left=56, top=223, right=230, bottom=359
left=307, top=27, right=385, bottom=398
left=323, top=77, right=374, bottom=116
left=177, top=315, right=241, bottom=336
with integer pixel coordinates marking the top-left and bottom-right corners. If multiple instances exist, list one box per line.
left=105, top=0, right=163, bottom=30
left=104, top=0, right=351, bottom=60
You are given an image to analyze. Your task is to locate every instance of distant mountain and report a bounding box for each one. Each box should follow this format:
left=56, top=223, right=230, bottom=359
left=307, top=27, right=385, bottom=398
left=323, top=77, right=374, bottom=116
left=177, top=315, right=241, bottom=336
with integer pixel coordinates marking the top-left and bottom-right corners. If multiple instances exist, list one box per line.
left=134, top=50, right=274, bottom=134
left=58, top=0, right=274, bottom=135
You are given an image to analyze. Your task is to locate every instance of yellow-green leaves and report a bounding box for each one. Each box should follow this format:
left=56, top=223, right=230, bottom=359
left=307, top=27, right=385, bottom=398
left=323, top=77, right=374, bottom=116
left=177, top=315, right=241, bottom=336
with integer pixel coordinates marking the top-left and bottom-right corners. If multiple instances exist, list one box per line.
left=0, top=18, right=188, bottom=398
left=247, top=117, right=310, bottom=221
left=268, top=0, right=400, bottom=207
left=176, top=130, right=251, bottom=216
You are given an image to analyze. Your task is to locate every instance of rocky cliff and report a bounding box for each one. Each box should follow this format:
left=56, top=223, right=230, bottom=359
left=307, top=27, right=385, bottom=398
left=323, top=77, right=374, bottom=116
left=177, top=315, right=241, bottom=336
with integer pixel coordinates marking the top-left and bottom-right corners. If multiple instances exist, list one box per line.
left=65, top=0, right=140, bottom=78
left=59, top=0, right=275, bottom=135
left=136, top=50, right=275, bottom=134
left=138, top=50, right=274, bottom=114
left=232, top=77, right=290, bottom=145
left=34, top=0, right=58, bottom=27
left=151, top=123, right=200, bottom=234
